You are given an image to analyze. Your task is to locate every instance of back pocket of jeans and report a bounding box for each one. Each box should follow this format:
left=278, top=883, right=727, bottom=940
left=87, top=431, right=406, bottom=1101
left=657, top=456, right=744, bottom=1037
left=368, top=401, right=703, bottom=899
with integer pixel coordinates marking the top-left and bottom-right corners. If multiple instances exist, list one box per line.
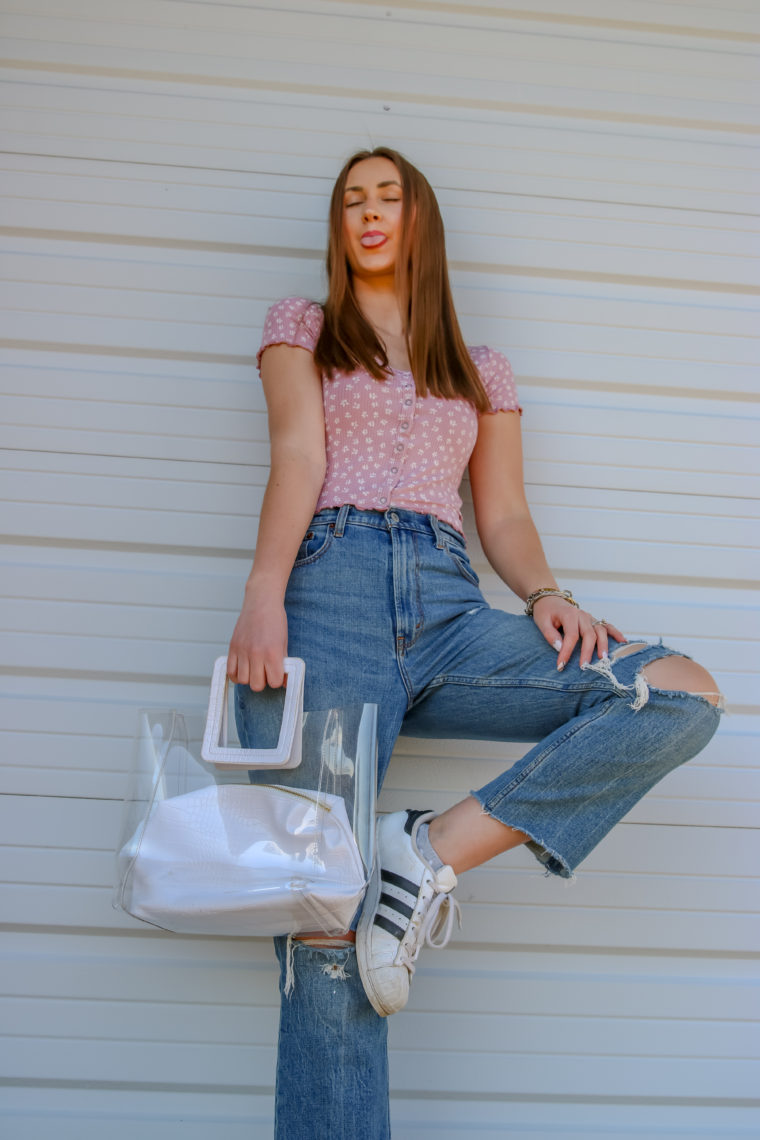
left=293, top=525, right=334, bottom=567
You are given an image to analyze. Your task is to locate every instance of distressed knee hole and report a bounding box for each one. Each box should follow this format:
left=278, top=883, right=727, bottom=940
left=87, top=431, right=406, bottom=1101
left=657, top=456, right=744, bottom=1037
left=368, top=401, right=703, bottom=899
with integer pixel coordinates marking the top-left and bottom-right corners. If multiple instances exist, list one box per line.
left=641, top=655, right=723, bottom=708
left=610, top=642, right=648, bottom=662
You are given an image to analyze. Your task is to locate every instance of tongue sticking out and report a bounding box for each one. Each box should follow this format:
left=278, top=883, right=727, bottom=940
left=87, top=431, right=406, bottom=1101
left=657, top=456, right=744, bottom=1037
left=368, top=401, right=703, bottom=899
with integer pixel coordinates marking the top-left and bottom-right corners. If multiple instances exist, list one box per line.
left=361, top=233, right=387, bottom=248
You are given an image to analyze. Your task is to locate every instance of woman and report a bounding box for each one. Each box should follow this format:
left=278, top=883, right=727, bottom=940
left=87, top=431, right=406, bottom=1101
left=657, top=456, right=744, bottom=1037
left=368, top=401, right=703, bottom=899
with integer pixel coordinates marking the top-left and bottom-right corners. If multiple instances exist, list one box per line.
left=228, top=147, right=722, bottom=1139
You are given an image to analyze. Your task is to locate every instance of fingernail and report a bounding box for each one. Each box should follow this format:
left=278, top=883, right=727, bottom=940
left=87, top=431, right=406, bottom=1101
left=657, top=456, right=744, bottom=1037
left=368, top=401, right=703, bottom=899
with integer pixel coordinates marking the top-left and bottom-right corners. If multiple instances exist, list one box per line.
left=557, top=661, right=565, bottom=672
left=602, top=651, right=609, bottom=660
left=553, top=640, right=562, bottom=651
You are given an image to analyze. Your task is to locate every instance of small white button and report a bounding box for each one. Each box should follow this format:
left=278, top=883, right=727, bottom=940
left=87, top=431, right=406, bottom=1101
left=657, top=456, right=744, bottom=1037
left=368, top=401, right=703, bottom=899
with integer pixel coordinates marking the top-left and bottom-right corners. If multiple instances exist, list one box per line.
left=404, top=399, right=412, bottom=406
left=401, top=421, right=409, bottom=430
left=391, top=466, right=398, bottom=474
left=395, top=443, right=404, bottom=452
left=379, top=496, right=387, bottom=504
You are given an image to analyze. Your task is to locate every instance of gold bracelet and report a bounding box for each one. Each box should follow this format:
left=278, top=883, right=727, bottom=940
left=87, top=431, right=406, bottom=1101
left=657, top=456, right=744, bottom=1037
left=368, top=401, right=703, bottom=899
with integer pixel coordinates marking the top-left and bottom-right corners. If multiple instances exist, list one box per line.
left=524, top=587, right=579, bottom=617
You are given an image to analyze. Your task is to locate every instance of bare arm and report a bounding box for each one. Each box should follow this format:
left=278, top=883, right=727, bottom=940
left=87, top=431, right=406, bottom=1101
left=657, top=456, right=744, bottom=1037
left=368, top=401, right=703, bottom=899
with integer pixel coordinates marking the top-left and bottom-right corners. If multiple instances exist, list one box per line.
left=227, top=343, right=326, bottom=689
left=469, top=411, right=623, bottom=668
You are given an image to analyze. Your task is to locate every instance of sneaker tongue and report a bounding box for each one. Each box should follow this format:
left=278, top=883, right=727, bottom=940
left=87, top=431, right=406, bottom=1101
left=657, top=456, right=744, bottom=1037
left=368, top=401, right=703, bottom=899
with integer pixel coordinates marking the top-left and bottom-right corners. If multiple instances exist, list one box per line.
left=434, top=865, right=457, bottom=892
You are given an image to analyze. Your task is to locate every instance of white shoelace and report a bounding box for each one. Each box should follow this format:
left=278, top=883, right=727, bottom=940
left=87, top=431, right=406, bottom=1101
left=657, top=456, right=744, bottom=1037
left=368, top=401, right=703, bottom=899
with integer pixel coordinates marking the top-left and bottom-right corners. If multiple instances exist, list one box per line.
left=398, top=883, right=462, bottom=972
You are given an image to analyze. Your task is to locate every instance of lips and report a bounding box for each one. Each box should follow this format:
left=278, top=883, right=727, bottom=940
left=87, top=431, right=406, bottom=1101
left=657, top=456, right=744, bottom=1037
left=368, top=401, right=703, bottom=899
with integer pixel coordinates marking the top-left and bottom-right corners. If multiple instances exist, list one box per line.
left=360, top=231, right=387, bottom=248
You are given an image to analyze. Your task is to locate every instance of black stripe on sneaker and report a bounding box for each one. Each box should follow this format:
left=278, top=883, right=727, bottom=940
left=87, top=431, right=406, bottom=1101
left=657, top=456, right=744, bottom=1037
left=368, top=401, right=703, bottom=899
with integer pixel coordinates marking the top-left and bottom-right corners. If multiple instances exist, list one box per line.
left=381, top=869, right=420, bottom=897
left=373, top=912, right=406, bottom=940
left=379, top=891, right=414, bottom=921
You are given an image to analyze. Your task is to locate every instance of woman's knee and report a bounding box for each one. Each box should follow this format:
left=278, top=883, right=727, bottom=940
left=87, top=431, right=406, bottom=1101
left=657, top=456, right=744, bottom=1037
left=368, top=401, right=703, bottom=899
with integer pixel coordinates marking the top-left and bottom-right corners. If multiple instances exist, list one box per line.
left=640, top=655, right=723, bottom=707
left=633, top=654, right=723, bottom=766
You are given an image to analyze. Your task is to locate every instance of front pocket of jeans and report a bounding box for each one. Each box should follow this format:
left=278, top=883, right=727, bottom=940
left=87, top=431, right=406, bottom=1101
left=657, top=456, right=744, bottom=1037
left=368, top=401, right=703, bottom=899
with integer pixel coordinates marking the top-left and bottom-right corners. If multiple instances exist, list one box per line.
left=293, top=526, right=335, bottom=567
left=443, top=543, right=480, bottom=586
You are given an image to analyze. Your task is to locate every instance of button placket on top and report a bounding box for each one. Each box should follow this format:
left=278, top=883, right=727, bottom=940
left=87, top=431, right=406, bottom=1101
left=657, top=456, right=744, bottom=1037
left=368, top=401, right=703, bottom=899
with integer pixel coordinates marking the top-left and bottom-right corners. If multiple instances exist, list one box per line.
left=382, top=372, right=414, bottom=505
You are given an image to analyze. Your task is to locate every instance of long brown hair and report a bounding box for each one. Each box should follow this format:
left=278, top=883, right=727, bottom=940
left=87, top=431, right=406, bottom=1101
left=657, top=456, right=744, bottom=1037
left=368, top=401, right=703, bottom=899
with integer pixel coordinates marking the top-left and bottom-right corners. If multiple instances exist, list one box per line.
left=314, top=147, right=489, bottom=412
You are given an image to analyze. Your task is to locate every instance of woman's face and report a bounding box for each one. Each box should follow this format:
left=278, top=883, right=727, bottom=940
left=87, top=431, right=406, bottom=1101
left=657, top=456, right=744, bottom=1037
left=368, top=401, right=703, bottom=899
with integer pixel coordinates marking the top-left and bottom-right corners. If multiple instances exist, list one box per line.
left=342, top=155, right=404, bottom=282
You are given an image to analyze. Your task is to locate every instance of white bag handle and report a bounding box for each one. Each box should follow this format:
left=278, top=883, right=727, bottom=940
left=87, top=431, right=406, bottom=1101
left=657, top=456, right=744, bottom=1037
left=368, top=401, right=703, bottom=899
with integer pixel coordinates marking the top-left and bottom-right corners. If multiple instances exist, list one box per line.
left=201, top=656, right=305, bottom=770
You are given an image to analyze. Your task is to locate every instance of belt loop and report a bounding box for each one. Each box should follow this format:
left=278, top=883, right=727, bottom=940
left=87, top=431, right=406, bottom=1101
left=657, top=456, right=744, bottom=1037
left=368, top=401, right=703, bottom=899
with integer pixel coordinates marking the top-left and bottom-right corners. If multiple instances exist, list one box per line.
left=429, top=513, right=445, bottom=549
left=334, top=504, right=350, bottom=537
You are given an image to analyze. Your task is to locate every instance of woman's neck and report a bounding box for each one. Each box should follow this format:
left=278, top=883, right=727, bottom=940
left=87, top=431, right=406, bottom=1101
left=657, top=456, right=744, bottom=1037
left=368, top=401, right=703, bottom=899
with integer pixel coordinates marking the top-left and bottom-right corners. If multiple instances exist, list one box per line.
left=352, top=276, right=405, bottom=338
left=349, top=276, right=411, bottom=370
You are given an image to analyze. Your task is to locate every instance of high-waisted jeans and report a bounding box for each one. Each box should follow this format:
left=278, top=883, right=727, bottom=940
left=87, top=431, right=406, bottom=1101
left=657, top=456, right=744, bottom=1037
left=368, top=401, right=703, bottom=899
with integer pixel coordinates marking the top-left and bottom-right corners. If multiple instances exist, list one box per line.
left=235, top=506, right=721, bottom=1140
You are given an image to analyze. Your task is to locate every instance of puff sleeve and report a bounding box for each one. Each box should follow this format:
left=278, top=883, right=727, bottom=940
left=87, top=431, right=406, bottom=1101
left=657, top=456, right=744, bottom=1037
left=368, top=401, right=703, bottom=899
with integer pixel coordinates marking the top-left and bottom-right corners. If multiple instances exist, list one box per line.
left=256, top=297, right=324, bottom=372
left=470, top=346, right=522, bottom=415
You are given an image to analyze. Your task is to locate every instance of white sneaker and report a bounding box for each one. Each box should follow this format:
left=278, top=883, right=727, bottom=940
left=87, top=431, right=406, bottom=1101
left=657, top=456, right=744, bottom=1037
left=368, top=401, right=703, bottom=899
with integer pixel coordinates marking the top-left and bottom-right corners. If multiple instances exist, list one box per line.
left=357, top=809, right=461, bottom=1017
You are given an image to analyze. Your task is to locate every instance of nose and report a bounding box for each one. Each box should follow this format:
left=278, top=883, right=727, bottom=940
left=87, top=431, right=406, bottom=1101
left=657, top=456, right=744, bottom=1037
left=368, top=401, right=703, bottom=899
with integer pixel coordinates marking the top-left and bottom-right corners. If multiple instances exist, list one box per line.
left=362, top=201, right=380, bottom=222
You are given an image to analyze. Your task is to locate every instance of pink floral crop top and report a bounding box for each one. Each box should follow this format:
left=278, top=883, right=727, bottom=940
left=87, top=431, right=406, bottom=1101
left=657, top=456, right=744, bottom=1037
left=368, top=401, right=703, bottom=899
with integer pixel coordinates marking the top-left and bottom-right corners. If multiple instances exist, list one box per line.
left=257, top=297, right=521, bottom=533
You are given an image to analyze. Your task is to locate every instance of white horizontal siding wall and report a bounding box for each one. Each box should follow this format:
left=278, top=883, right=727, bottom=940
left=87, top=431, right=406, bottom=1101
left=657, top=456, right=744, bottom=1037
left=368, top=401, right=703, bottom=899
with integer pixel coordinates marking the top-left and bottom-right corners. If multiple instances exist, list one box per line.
left=1, top=1, right=758, bottom=1136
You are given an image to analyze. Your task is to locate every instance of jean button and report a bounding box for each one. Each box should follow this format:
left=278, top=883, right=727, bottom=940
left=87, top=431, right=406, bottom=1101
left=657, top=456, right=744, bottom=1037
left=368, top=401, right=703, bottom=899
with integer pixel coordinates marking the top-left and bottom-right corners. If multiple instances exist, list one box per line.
left=389, top=512, right=399, bottom=523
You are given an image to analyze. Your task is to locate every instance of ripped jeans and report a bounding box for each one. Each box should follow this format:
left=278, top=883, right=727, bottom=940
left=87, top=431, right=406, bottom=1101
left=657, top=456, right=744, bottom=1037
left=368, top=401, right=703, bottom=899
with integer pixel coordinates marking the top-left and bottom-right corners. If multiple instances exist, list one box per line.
left=235, top=506, right=722, bottom=1140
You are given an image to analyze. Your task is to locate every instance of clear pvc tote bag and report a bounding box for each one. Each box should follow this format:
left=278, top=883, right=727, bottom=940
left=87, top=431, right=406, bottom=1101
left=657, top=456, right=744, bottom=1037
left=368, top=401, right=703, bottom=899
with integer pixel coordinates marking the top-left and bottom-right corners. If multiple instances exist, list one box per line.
left=114, top=657, right=377, bottom=937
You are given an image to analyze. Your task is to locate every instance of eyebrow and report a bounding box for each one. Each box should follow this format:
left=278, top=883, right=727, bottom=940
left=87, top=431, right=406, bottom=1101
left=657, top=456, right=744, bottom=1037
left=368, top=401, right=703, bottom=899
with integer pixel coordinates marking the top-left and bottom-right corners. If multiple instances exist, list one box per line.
left=344, top=180, right=402, bottom=192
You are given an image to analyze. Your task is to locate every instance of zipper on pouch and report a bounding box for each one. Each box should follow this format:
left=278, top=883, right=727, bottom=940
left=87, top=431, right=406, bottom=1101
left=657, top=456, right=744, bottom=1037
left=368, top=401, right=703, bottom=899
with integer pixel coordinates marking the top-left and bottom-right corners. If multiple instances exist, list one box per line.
left=259, top=784, right=333, bottom=812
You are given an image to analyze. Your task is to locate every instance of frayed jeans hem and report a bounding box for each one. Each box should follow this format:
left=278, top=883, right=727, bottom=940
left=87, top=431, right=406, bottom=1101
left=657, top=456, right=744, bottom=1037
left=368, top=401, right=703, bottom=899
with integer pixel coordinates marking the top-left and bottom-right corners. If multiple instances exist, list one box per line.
left=469, top=792, right=574, bottom=879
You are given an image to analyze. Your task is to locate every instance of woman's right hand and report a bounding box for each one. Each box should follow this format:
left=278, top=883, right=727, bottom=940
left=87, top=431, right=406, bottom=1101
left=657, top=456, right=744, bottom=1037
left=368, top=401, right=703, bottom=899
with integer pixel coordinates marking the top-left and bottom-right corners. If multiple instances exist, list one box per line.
left=226, top=597, right=289, bottom=691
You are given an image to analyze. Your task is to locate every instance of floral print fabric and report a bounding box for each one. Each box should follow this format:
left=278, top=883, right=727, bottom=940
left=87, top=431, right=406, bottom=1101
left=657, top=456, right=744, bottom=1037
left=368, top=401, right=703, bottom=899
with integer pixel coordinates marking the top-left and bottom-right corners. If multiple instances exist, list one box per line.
left=257, top=297, right=521, bottom=532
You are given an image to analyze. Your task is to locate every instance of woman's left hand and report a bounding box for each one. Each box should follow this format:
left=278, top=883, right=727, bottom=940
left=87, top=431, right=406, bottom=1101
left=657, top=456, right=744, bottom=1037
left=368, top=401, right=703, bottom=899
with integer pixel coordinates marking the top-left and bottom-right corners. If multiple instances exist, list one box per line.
left=531, top=595, right=625, bottom=672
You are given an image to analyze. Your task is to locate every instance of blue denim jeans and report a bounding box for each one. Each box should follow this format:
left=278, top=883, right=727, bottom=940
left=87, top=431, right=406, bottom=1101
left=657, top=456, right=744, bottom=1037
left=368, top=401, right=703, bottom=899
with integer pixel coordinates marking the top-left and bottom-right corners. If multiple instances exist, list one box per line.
left=235, top=506, right=721, bottom=1139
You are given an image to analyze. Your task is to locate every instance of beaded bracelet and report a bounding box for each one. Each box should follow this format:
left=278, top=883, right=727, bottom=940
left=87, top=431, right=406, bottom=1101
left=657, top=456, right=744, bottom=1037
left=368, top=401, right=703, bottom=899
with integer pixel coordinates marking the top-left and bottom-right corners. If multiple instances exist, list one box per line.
left=524, top=587, right=579, bottom=618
